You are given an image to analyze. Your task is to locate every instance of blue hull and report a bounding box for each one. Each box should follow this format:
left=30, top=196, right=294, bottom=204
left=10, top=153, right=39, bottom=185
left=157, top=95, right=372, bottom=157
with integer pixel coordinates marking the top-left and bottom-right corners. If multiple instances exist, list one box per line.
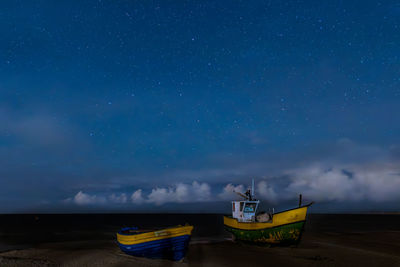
left=118, top=234, right=191, bottom=261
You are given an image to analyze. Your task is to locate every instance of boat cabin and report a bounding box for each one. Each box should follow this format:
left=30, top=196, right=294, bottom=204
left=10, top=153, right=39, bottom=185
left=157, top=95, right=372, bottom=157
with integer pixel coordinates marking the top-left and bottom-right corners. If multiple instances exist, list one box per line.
left=231, top=200, right=259, bottom=222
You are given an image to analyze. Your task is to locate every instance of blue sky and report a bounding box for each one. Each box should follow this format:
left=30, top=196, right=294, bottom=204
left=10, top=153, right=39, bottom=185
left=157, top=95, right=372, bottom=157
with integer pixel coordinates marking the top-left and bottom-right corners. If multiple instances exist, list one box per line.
left=0, top=0, right=399, bottom=212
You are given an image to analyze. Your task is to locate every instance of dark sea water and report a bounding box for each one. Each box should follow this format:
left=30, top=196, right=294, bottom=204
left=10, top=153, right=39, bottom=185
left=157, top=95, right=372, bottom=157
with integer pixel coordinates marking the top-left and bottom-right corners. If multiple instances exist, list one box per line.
left=1, top=213, right=400, bottom=253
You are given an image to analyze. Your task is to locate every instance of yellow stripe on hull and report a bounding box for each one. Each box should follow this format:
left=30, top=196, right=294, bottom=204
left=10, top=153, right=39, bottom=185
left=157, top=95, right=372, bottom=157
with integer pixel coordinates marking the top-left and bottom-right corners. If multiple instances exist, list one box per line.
left=117, top=225, right=194, bottom=245
left=224, top=206, right=308, bottom=230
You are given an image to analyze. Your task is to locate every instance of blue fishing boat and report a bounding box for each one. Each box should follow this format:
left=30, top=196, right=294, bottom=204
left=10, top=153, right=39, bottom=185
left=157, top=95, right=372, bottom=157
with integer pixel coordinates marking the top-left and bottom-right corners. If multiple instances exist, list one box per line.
left=116, top=225, right=193, bottom=261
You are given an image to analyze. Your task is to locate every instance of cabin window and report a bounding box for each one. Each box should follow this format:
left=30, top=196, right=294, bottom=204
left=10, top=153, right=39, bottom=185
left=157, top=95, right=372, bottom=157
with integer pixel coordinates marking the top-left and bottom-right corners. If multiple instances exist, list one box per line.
left=240, top=202, right=244, bottom=211
left=244, top=203, right=257, bottom=213
left=232, top=203, right=235, bottom=212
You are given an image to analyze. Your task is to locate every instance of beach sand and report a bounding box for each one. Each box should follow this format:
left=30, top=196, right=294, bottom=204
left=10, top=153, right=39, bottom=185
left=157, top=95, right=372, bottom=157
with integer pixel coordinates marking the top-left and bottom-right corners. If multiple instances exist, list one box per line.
left=1, top=214, right=400, bottom=266
left=1, top=231, right=400, bottom=266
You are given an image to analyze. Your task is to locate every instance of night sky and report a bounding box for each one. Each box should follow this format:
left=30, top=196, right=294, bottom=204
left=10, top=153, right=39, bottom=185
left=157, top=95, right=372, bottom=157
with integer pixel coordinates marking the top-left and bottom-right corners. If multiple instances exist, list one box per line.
left=1, top=1, right=399, bottom=212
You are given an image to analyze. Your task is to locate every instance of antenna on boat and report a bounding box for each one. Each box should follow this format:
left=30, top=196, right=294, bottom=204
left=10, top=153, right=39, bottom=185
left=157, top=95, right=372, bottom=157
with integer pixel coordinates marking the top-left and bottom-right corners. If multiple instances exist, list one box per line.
left=234, top=190, right=249, bottom=200
left=299, top=194, right=302, bottom=207
left=233, top=179, right=257, bottom=201
left=251, top=179, right=255, bottom=200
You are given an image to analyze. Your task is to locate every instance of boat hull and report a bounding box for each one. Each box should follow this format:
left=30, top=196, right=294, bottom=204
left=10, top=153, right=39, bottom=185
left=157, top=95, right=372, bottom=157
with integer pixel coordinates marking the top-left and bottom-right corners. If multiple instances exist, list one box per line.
left=224, top=205, right=309, bottom=245
left=118, top=234, right=191, bottom=261
left=117, top=225, right=193, bottom=261
left=225, top=221, right=305, bottom=245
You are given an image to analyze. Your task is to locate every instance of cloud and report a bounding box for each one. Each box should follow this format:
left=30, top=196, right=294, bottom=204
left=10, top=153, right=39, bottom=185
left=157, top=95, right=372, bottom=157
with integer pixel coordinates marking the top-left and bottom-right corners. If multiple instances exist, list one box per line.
left=0, top=109, right=74, bottom=147
left=257, top=181, right=277, bottom=202
left=284, top=163, right=400, bottom=203
left=72, top=191, right=106, bottom=205
left=131, top=189, right=144, bottom=204
left=64, top=139, right=400, bottom=209
left=67, top=181, right=212, bottom=206
left=147, top=181, right=211, bottom=205
left=218, top=181, right=277, bottom=203
left=218, top=183, right=245, bottom=200
left=67, top=191, right=129, bottom=205
left=109, top=193, right=128, bottom=204
left=192, top=181, right=212, bottom=201
left=65, top=161, right=400, bottom=208
left=146, top=188, right=175, bottom=206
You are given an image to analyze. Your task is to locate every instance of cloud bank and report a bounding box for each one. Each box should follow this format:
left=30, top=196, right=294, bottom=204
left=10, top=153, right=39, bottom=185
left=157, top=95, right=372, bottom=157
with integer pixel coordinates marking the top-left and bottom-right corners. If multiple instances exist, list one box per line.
left=285, top=163, right=400, bottom=202
left=63, top=140, right=400, bottom=209
left=66, top=160, right=400, bottom=207
left=67, top=181, right=213, bottom=206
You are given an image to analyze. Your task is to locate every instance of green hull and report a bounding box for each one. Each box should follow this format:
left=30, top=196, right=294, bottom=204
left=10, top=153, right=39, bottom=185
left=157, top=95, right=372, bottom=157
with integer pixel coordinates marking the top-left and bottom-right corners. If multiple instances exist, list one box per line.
left=224, top=221, right=305, bottom=245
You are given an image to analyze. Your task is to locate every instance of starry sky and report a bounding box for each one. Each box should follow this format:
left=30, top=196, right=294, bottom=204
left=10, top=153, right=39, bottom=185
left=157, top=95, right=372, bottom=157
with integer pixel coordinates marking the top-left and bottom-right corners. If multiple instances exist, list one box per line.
left=1, top=0, right=400, bottom=212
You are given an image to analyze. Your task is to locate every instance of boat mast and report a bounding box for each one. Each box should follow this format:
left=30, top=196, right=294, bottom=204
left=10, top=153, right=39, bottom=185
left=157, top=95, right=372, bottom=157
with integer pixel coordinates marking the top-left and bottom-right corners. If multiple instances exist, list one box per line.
left=234, top=179, right=257, bottom=201
left=251, top=179, right=255, bottom=200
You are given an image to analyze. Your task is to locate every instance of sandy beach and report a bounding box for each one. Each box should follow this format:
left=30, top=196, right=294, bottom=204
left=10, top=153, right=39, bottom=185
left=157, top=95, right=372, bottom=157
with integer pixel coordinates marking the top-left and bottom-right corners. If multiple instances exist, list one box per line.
left=1, top=214, right=400, bottom=266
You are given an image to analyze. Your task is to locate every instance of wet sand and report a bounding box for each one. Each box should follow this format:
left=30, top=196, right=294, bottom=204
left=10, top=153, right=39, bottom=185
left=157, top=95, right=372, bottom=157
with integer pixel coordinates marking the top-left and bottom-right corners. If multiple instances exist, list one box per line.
left=0, top=214, right=400, bottom=266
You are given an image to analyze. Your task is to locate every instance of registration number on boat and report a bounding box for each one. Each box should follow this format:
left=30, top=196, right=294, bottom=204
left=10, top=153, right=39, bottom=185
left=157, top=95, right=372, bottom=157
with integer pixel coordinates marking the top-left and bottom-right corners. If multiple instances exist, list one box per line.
left=154, top=230, right=169, bottom=237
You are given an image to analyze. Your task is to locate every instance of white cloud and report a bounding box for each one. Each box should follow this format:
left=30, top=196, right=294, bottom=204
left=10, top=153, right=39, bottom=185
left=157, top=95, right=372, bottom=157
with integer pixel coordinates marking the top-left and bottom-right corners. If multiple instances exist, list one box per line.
left=191, top=181, right=211, bottom=201
left=67, top=181, right=212, bottom=206
left=146, top=181, right=211, bottom=205
left=257, top=181, right=277, bottom=202
left=131, top=189, right=144, bottom=204
left=73, top=191, right=106, bottom=205
left=218, top=181, right=277, bottom=202
left=147, top=187, right=174, bottom=206
left=284, top=163, right=400, bottom=202
left=68, top=191, right=129, bottom=205
left=218, top=183, right=245, bottom=200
